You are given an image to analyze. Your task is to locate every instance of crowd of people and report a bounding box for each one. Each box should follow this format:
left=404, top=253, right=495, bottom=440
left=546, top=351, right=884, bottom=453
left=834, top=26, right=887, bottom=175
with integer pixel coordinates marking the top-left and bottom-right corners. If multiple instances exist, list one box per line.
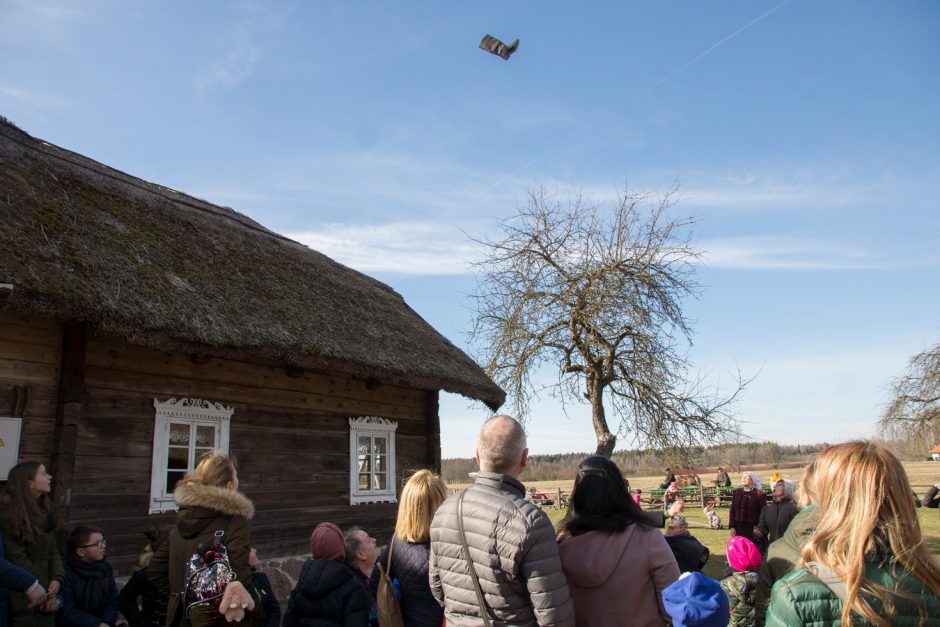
left=2, top=415, right=940, bottom=627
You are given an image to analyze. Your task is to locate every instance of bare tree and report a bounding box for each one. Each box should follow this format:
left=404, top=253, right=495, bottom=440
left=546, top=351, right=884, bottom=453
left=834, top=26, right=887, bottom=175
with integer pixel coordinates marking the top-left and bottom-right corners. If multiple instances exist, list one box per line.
left=470, top=183, right=746, bottom=457
left=879, top=342, right=940, bottom=441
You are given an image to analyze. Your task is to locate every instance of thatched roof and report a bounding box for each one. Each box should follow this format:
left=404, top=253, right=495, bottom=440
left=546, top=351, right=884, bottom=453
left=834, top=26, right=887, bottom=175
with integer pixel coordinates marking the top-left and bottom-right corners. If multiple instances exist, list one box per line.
left=0, top=118, right=504, bottom=409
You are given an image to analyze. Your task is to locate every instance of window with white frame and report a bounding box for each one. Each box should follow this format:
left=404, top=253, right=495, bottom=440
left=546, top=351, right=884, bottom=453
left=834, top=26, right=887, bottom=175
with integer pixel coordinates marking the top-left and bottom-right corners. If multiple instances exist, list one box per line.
left=349, top=416, right=397, bottom=505
left=149, top=397, right=232, bottom=514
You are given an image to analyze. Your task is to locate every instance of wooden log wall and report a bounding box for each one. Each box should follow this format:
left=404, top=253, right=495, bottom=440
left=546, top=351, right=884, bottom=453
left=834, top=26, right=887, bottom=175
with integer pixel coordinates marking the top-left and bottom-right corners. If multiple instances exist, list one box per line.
left=72, top=334, right=433, bottom=574
left=0, top=311, right=62, bottom=465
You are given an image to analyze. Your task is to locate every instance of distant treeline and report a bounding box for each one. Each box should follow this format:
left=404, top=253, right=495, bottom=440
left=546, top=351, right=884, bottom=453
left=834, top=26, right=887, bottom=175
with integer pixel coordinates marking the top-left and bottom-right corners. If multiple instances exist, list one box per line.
left=441, top=441, right=831, bottom=484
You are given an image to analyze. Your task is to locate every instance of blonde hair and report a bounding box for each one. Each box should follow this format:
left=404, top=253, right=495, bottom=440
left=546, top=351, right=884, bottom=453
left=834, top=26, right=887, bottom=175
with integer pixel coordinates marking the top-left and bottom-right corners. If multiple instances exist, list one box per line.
left=395, top=469, right=447, bottom=543
left=797, top=461, right=816, bottom=508
left=178, top=449, right=236, bottom=489
left=800, top=441, right=940, bottom=626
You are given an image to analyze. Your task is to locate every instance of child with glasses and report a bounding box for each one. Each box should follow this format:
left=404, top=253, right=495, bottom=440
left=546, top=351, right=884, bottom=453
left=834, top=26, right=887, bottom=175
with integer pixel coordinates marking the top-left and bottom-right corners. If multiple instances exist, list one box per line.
left=59, top=525, right=119, bottom=627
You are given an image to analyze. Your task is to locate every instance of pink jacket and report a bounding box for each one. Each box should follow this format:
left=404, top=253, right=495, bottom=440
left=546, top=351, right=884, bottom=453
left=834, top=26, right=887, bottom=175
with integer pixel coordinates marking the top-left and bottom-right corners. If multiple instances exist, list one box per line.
left=558, top=524, right=680, bottom=626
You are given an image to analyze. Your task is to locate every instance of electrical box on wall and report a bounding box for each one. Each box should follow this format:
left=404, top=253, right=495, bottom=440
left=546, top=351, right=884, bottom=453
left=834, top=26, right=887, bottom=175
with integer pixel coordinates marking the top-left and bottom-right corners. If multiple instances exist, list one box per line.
left=0, top=417, right=22, bottom=480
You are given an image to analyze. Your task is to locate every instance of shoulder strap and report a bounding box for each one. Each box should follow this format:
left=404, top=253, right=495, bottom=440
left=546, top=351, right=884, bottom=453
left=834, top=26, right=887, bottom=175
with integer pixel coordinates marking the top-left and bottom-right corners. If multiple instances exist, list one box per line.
left=807, top=562, right=848, bottom=603
left=215, top=516, right=235, bottom=542
left=386, top=535, right=395, bottom=574
left=457, top=490, right=494, bottom=627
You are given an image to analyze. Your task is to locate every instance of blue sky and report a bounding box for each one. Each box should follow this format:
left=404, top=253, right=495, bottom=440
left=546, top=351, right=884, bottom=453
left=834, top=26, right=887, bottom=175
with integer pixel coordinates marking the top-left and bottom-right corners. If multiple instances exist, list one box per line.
left=3, top=1, right=938, bottom=458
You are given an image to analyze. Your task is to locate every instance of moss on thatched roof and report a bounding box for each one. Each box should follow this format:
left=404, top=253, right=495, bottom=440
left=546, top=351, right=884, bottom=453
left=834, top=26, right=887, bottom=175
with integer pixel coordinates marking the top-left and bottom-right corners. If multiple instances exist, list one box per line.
left=0, top=118, right=504, bottom=409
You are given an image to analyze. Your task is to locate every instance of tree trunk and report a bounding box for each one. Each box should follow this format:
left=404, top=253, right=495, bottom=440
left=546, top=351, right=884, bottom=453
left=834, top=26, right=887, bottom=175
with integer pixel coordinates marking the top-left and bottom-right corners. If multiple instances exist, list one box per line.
left=587, top=375, right=616, bottom=457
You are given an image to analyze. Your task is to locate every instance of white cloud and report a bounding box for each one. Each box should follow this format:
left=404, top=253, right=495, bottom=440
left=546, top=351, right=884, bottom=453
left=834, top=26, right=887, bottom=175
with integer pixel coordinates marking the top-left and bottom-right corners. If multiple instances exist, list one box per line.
left=700, top=235, right=940, bottom=270
left=286, top=222, right=479, bottom=275
left=700, top=235, right=874, bottom=270
left=194, top=45, right=263, bottom=94
left=192, top=1, right=288, bottom=95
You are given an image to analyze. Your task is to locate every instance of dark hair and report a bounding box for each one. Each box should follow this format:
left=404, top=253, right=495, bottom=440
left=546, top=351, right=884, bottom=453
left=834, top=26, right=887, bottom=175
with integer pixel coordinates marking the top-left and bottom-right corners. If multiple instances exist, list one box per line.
left=67, top=524, right=103, bottom=552
left=3, top=461, right=50, bottom=545
left=557, top=456, right=652, bottom=539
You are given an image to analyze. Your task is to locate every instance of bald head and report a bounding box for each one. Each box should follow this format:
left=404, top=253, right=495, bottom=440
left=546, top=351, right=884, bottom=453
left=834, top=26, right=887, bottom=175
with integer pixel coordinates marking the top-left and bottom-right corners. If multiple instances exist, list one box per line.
left=476, top=415, right=528, bottom=476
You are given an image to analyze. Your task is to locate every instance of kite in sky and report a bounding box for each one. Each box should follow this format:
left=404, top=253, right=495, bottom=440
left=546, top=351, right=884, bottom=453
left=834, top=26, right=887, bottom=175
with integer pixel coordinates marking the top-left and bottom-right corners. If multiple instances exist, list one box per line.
left=479, top=34, right=520, bottom=60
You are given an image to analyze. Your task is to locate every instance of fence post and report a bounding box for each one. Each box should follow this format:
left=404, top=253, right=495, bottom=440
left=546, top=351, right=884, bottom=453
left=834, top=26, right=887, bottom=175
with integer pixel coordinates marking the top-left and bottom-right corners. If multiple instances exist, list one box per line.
left=556, top=488, right=562, bottom=509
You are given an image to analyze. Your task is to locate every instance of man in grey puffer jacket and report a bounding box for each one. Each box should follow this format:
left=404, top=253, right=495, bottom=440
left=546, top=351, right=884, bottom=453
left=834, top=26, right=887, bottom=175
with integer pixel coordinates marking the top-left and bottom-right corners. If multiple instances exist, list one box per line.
left=429, top=415, right=575, bottom=626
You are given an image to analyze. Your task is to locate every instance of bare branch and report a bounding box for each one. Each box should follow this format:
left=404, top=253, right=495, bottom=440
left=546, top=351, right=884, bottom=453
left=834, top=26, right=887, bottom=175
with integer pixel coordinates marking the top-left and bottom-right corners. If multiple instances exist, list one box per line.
left=469, top=181, right=747, bottom=455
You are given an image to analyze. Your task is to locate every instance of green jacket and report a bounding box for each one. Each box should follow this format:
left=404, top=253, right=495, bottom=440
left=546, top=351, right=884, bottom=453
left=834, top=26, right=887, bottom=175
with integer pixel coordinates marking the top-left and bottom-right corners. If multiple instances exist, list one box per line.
left=0, top=510, right=65, bottom=627
left=754, top=505, right=818, bottom=625
left=147, top=483, right=262, bottom=627
left=721, top=570, right=759, bottom=627
left=765, top=555, right=940, bottom=626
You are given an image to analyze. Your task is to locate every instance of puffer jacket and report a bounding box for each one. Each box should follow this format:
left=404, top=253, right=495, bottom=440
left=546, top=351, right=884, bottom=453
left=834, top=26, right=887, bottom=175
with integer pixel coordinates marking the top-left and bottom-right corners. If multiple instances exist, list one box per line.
left=429, top=472, right=574, bottom=626
left=765, top=553, right=940, bottom=626
left=369, top=536, right=442, bottom=627
left=147, top=483, right=262, bottom=627
left=0, top=507, right=65, bottom=627
left=282, top=559, right=369, bottom=627
left=720, top=570, right=758, bottom=627
left=558, top=524, right=679, bottom=626
left=754, top=505, right=817, bottom=626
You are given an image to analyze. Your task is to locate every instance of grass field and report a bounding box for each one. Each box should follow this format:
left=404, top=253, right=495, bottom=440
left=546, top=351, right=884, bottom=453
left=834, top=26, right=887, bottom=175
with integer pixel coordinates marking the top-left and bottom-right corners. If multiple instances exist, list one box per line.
left=459, top=461, right=940, bottom=578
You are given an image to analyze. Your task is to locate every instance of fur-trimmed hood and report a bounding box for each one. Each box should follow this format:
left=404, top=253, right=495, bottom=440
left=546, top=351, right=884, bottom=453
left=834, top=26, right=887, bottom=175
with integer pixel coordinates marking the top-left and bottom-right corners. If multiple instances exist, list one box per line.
left=173, top=483, right=254, bottom=539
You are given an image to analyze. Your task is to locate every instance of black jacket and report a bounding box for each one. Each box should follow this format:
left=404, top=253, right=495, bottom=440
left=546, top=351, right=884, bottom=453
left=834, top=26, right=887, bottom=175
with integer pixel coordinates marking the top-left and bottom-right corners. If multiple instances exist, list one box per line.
left=756, top=499, right=799, bottom=544
left=119, top=568, right=169, bottom=627
left=283, top=559, right=369, bottom=627
left=664, top=534, right=709, bottom=573
left=252, top=570, right=281, bottom=627
left=369, top=537, right=443, bottom=627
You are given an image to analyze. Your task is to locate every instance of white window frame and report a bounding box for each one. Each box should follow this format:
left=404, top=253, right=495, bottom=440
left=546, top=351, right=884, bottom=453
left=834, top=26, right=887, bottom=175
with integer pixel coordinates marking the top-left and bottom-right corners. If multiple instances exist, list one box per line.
left=349, top=416, right=398, bottom=505
left=148, top=397, right=233, bottom=514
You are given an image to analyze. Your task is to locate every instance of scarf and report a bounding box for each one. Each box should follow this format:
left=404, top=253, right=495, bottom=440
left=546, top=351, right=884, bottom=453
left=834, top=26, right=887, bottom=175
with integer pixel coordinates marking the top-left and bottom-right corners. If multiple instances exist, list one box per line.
left=66, top=552, right=111, bottom=611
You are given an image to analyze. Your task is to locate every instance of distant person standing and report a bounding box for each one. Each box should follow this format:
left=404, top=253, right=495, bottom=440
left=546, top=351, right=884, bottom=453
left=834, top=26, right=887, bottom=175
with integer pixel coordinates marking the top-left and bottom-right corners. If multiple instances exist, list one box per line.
left=429, top=415, right=574, bottom=626
left=713, top=467, right=731, bottom=487
left=659, top=468, right=677, bottom=490
left=729, top=472, right=765, bottom=543
left=754, top=480, right=799, bottom=550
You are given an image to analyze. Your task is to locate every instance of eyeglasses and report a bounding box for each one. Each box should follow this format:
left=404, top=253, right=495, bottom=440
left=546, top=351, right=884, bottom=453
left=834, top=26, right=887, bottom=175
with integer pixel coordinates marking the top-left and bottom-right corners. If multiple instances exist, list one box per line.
left=81, top=538, right=106, bottom=549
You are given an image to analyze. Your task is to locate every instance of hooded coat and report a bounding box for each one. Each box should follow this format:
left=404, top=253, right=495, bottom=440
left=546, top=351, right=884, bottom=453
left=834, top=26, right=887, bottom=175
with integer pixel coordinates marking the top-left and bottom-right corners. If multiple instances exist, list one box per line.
left=557, top=524, right=680, bottom=627
left=147, top=483, right=261, bottom=627
left=282, top=559, right=369, bottom=627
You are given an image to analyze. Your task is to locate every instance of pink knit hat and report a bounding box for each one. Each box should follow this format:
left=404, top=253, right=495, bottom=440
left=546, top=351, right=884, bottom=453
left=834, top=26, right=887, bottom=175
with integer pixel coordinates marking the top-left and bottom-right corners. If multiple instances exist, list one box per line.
left=309, top=522, right=345, bottom=561
left=726, top=536, right=762, bottom=572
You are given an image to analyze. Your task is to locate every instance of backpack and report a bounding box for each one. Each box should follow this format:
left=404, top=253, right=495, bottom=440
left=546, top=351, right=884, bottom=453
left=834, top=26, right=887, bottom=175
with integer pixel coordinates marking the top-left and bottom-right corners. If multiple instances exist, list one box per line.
left=181, top=516, right=235, bottom=626
left=375, top=538, right=404, bottom=627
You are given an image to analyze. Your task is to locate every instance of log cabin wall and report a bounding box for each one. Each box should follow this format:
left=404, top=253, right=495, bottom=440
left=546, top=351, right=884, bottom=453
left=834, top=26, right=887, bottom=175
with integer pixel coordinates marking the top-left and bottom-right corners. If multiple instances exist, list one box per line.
left=68, top=333, right=433, bottom=576
left=0, top=311, right=62, bottom=466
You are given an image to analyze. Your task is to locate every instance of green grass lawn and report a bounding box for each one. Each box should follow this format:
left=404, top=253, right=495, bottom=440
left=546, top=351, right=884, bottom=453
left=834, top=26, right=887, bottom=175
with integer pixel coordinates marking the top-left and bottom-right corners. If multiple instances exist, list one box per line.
left=545, top=505, right=940, bottom=581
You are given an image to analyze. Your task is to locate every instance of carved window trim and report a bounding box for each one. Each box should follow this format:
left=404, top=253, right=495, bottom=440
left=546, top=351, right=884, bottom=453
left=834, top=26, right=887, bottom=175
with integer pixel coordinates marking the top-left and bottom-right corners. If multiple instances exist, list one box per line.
left=148, top=397, right=233, bottom=514
left=349, top=416, right=398, bottom=505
